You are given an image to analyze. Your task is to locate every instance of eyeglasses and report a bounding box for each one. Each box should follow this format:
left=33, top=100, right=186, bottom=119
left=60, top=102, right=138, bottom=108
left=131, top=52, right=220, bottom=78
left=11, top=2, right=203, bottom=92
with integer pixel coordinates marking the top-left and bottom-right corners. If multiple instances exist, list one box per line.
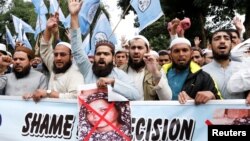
left=54, top=52, right=70, bottom=57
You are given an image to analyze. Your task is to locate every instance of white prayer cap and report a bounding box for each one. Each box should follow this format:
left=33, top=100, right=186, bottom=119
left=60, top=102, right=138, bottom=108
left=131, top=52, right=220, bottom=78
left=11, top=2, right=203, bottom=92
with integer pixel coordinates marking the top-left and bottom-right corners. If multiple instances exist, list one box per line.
left=0, top=43, right=7, bottom=55
left=56, top=42, right=71, bottom=50
left=130, top=35, right=150, bottom=48
left=7, top=51, right=12, bottom=57
left=150, top=50, right=159, bottom=59
left=170, top=37, right=191, bottom=48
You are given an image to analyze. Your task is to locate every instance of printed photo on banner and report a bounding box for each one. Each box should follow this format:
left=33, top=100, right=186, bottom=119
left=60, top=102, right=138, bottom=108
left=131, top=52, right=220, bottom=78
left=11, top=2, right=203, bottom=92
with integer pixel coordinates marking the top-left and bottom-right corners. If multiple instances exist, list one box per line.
left=77, top=84, right=131, bottom=141
left=209, top=109, right=250, bottom=125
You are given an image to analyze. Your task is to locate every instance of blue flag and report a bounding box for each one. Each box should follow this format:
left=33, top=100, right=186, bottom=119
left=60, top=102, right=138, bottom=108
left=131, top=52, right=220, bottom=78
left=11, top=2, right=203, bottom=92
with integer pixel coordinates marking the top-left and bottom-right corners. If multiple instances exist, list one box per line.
left=35, top=15, right=47, bottom=39
left=12, top=15, right=35, bottom=34
left=5, top=25, right=15, bottom=49
left=22, top=33, right=32, bottom=49
left=82, top=34, right=91, bottom=55
left=49, top=0, right=65, bottom=23
left=63, top=15, right=71, bottom=29
left=32, top=0, right=48, bottom=15
left=79, top=0, right=100, bottom=35
left=90, top=12, right=117, bottom=55
left=130, top=0, right=163, bottom=32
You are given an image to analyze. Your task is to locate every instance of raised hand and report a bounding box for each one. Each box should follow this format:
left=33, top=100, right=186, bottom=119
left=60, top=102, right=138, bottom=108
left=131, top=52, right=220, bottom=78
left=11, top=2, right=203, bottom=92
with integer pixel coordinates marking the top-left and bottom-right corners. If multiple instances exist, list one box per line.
left=143, top=53, right=161, bottom=84
left=194, top=36, right=201, bottom=48
left=47, top=12, right=59, bottom=33
left=233, top=16, right=243, bottom=32
left=0, top=55, right=12, bottom=67
left=68, top=0, right=83, bottom=16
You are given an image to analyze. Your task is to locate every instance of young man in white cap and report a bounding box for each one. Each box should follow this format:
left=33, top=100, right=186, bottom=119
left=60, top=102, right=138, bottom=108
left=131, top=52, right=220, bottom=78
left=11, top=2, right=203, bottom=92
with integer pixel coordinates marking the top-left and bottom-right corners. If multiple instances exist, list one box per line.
left=120, top=35, right=172, bottom=100
left=23, top=13, right=84, bottom=102
left=163, top=37, right=221, bottom=104
left=114, top=48, right=128, bottom=68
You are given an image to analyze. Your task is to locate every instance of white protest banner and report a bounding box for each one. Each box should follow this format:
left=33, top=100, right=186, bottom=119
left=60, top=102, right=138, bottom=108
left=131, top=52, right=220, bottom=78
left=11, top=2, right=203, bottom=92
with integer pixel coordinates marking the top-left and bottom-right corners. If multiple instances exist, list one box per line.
left=0, top=96, right=249, bottom=141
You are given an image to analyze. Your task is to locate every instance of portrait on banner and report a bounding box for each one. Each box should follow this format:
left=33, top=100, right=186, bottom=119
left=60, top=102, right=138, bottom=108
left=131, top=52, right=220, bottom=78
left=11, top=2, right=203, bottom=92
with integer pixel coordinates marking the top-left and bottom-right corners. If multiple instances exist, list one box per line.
left=77, top=84, right=131, bottom=141
left=210, top=109, right=250, bottom=125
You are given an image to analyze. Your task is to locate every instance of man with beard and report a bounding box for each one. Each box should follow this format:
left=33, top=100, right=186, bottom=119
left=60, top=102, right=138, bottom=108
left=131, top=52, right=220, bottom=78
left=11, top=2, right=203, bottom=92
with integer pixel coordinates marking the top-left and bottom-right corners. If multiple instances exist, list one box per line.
left=68, top=0, right=140, bottom=100
left=23, top=13, right=84, bottom=102
left=120, top=35, right=172, bottom=100
left=0, top=45, right=47, bottom=96
left=163, top=37, right=221, bottom=104
left=203, top=29, right=244, bottom=99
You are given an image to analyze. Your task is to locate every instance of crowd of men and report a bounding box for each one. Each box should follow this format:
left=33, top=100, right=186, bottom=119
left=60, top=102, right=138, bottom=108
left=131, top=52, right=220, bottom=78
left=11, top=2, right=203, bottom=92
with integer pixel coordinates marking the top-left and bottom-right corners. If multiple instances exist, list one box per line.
left=0, top=0, right=250, bottom=104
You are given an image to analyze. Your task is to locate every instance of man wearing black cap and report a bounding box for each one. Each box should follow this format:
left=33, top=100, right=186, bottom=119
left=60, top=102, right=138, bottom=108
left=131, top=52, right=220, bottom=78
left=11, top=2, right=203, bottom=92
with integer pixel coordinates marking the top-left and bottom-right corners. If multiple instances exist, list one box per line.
left=68, top=0, right=140, bottom=101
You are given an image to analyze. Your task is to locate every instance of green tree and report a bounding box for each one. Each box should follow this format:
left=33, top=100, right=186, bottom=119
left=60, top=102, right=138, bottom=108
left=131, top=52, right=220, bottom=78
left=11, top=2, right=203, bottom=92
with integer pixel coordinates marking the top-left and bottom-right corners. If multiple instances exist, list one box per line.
left=118, top=0, right=250, bottom=50
left=0, top=0, right=36, bottom=50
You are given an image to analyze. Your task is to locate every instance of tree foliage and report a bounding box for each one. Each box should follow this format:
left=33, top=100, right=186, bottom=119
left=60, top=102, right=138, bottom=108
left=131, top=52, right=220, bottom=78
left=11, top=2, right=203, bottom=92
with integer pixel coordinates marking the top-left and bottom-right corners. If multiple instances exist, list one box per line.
left=0, top=0, right=36, bottom=50
left=0, top=0, right=111, bottom=52
left=118, top=0, right=250, bottom=50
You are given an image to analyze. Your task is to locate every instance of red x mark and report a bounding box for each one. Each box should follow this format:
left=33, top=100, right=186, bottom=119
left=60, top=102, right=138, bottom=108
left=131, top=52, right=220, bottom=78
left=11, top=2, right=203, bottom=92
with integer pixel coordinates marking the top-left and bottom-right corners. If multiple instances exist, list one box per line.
left=79, top=98, right=131, bottom=141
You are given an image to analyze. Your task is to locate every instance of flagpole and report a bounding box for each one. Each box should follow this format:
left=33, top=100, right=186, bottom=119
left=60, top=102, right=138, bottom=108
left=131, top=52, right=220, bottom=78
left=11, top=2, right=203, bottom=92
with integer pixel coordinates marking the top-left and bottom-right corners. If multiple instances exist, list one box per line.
left=35, top=15, right=42, bottom=56
left=108, top=3, right=131, bottom=39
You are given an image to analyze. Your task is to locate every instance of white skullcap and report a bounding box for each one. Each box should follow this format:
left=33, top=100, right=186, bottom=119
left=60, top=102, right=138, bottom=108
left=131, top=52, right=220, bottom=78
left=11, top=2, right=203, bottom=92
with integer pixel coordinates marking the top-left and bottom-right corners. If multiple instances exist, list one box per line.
left=150, top=50, right=159, bottom=58
left=115, top=48, right=128, bottom=54
left=56, top=42, right=71, bottom=50
left=130, top=35, right=150, bottom=48
left=0, top=43, right=7, bottom=55
left=7, top=51, right=12, bottom=57
left=170, top=37, right=191, bottom=48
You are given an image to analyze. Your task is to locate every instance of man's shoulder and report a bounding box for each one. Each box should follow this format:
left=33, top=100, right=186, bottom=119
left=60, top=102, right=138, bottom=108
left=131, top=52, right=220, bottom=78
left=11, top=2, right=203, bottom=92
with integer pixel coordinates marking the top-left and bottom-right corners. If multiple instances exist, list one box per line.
left=29, top=69, right=47, bottom=78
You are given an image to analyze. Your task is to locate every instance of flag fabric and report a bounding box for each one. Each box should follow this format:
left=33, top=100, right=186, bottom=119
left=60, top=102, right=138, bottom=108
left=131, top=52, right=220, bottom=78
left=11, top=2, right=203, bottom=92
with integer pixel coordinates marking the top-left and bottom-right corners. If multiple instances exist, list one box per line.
left=130, top=0, right=163, bottom=32
left=90, top=12, right=117, bottom=55
left=11, top=15, right=35, bottom=34
left=63, top=15, right=71, bottom=29
left=34, top=14, right=47, bottom=39
left=17, top=22, right=23, bottom=42
left=12, top=15, right=20, bottom=33
left=78, top=0, right=100, bottom=35
left=82, top=34, right=91, bottom=55
left=78, top=16, right=90, bottom=35
left=32, top=0, right=48, bottom=15
left=49, top=0, right=65, bottom=23
left=22, top=33, right=32, bottom=49
left=5, top=25, right=16, bottom=49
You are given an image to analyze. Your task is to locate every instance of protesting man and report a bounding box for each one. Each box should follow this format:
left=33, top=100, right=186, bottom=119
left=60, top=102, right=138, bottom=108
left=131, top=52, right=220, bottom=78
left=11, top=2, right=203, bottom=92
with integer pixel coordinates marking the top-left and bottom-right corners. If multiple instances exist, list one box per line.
left=68, top=0, right=140, bottom=100
left=121, top=35, right=172, bottom=100
left=23, top=12, right=84, bottom=102
left=163, top=38, right=221, bottom=104
left=203, top=29, right=244, bottom=99
left=0, top=45, right=47, bottom=96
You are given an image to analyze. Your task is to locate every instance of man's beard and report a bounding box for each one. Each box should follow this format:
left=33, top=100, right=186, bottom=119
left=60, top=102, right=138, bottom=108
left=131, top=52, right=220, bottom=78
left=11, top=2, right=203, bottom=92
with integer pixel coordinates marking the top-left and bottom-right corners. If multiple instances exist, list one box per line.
left=92, top=61, right=113, bottom=77
left=212, top=49, right=230, bottom=61
left=13, top=65, right=31, bottom=79
left=128, top=56, right=145, bottom=71
left=172, top=60, right=190, bottom=71
left=53, top=61, right=72, bottom=74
